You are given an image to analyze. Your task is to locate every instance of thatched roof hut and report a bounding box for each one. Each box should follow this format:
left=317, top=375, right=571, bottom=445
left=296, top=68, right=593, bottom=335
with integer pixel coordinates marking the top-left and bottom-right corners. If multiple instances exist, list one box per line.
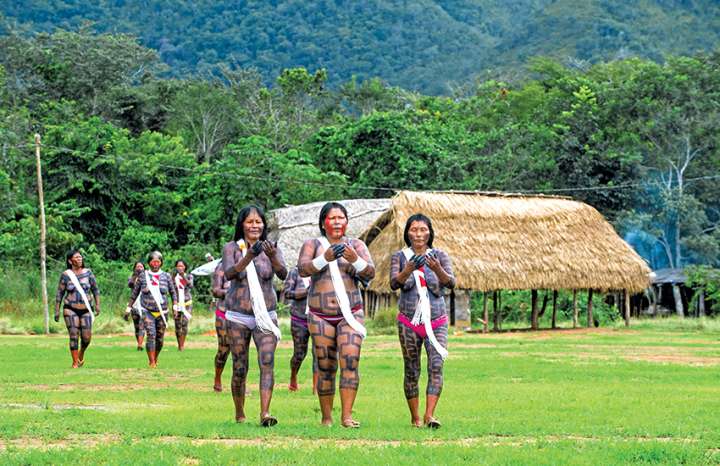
left=361, top=191, right=651, bottom=294
left=268, top=199, right=391, bottom=268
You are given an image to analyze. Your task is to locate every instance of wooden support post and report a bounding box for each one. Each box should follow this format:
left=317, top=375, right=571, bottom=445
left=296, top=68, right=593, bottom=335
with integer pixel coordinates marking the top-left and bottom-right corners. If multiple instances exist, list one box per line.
left=551, top=290, right=558, bottom=329
left=587, top=289, right=594, bottom=328
left=672, top=285, right=684, bottom=317
left=531, top=289, right=539, bottom=330
left=492, top=291, right=499, bottom=332
left=482, top=292, right=488, bottom=334
left=572, top=290, right=578, bottom=328
left=498, top=291, right=503, bottom=331
left=35, top=134, right=49, bottom=335
left=624, top=289, right=630, bottom=327
left=698, top=290, right=706, bottom=318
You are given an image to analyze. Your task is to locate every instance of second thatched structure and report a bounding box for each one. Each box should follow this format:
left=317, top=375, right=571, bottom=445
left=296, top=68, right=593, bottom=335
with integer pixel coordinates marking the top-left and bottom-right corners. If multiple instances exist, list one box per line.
left=360, top=191, right=651, bottom=330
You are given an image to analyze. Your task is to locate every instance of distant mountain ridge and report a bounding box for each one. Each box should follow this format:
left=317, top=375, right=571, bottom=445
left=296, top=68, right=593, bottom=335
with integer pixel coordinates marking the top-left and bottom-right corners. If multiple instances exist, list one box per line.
left=2, top=0, right=719, bottom=94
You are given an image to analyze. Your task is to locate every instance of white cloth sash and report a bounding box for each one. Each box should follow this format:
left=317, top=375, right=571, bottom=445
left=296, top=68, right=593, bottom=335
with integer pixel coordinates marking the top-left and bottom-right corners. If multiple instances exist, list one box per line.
left=317, top=237, right=366, bottom=338
left=301, top=276, right=311, bottom=315
left=65, top=270, right=95, bottom=324
left=237, top=240, right=281, bottom=340
left=174, top=274, right=192, bottom=320
left=145, top=270, right=168, bottom=326
left=402, top=248, right=448, bottom=360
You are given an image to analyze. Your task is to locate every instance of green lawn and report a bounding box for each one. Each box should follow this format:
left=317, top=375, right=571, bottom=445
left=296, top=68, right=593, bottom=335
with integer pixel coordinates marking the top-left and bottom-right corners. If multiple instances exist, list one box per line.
left=1, top=323, right=719, bottom=465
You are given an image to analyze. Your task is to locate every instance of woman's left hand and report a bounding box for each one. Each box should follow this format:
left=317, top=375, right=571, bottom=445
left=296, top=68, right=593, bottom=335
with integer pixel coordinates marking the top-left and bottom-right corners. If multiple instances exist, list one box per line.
left=262, top=240, right=277, bottom=258
left=426, top=253, right=442, bottom=273
left=341, top=242, right=359, bottom=263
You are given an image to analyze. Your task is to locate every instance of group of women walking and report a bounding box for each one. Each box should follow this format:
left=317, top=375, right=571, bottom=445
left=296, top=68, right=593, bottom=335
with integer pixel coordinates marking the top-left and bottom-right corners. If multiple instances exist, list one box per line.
left=54, top=201, right=455, bottom=429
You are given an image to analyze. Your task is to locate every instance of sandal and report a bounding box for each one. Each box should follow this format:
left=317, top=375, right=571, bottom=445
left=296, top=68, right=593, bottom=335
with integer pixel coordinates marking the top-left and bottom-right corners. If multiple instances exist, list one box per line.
left=261, top=415, right=278, bottom=427
left=425, top=418, right=441, bottom=429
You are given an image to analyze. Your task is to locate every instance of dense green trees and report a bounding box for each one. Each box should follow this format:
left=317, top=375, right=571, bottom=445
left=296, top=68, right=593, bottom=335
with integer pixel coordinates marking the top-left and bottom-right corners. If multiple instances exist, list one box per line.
left=1, top=28, right=719, bottom=277
left=2, top=1, right=720, bottom=94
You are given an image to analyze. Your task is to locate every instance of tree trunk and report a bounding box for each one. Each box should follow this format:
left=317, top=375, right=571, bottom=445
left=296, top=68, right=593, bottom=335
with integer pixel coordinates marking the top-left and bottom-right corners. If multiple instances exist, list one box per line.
left=672, top=285, right=684, bottom=317
left=698, top=290, right=706, bottom=317
left=572, top=290, right=578, bottom=328
left=482, top=292, right=489, bottom=333
left=531, top=289, right=539, bottom=330
left=587, top=289, right=594, bottom=328
left=551, top=290, right=558, bottom=329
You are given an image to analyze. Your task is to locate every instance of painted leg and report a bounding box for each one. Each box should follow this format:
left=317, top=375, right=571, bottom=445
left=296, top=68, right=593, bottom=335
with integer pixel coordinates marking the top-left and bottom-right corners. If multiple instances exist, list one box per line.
left=398, top=321, right=423, bottom=426
left=338, top=318, right=364, bottom=428
left=308, top=312, right=338, bottom=426
left=423, top=323, right=448, bottom=429
left=228, top=320, right=252, bottom=423
left=254, top=326, right=278, bottom=426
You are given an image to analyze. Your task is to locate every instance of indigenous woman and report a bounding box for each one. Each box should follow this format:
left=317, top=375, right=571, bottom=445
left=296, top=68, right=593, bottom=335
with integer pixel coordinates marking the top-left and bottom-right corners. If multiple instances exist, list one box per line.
left=54, top=249, right=101, bottom=368
left=298, top=202, right=375, bottom=427
left=222, top=205, right=287, bottom=426
left=124, top=261, right=146, bottom=351
left=282, top=266, right=317, bottom=392
left=211, top=259, right=231, bottom=392
left=172, top=259, right=194, bottom=351
left=390, top=213, right=455, bottom=429
left=126, top=251, right=177, bottom=368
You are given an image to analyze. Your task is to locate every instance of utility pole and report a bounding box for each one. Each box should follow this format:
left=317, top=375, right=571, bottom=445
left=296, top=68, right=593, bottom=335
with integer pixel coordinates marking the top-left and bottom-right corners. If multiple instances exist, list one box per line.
left=35, top=134, right=49, bottom=334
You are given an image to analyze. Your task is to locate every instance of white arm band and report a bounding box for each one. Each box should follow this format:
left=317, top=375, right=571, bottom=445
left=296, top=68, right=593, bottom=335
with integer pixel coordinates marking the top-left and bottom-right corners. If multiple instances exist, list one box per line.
left=312, top=254, right=329, bottom=270
left=352, top=257, right=368, bottom=273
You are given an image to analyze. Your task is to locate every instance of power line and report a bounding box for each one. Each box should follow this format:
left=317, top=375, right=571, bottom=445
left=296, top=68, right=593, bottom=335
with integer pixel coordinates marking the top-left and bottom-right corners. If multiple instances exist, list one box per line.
left=25, top=142, right=720, bottom=196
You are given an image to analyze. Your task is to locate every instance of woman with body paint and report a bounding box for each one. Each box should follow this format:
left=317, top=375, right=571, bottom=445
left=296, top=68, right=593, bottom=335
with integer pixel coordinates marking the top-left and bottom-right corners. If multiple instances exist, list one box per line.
left=124, top=261, right=146, bottom=351
left=298, top=202, right=375, bottom=428
left=390, top=213, right=455, bottom=429
left=172, top=259, right=194, bottom=351
left=54, top=249, right=100, bottom=368
left=222, top=205, right=287, bottom=426
left=126, top=251, right=177, bottom=368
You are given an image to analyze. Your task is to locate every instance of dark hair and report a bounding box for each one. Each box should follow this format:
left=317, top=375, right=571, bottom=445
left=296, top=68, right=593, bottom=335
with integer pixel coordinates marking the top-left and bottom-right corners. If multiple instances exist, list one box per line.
left=175, top=259, right=188, bottom=270
left=318, top=202, right=348, bottom=237
left=233, top=205, right=268, bottom=242
left=147, top=250, right=164, bottom=264
left=66, top=249, right=85, bottom=268
left=403, top=213, right=434, bottom=248
left=132, top=261, right=144, bottom=272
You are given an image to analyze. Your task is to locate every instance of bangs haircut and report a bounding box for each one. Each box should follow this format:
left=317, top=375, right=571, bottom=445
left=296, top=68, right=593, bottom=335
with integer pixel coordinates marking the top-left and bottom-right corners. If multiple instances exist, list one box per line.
left=234, top=204, right=268, bottom=242
left=318, top=202, right=348, bottom=237
left=403, top=213, right=434, bottom=248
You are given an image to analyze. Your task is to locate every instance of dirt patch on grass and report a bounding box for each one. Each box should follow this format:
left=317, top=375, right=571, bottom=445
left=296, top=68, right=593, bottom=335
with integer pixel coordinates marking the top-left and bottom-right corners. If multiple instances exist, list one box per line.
left=623, top=354, right=720, bottom=366
left=0, top=434, right=121, bottom=451
left=156, top=433, right=700, bottom=449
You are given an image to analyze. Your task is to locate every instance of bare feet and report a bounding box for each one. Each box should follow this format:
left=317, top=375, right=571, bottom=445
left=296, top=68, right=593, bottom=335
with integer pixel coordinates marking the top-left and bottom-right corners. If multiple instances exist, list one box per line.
left=321, top=418, right=333, bottom=427
left=213, top=383, right=222, bottom=392
left=235, top=416, right=246, bottom=424
left=341, top=418, right=360, bottom=428
left=411, top=418, right=423, bottom=428
left=288, top=380, right=298, bottom=392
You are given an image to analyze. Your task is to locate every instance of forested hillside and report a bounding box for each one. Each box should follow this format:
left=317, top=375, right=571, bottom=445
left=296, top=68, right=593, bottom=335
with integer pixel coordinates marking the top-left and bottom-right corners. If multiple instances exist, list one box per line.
left=2, top=0, right=719, bottom=94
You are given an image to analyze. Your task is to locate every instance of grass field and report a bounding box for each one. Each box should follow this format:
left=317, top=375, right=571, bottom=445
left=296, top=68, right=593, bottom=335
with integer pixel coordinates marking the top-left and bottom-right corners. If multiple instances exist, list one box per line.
left=1, top=321, right=719, bottom=465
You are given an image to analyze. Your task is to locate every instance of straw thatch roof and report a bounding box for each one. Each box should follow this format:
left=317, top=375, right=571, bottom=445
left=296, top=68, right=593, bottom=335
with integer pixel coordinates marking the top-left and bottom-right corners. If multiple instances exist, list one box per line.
left=360, top=191, right=651, bottom=293
left=268, top=199, right=391, bottom=268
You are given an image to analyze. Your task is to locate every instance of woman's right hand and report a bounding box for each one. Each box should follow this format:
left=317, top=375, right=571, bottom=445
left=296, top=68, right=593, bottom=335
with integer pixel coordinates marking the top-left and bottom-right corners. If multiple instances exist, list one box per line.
left=323, top=246, right=336, bottom=262
left=54, top=311, right=60, bottom=323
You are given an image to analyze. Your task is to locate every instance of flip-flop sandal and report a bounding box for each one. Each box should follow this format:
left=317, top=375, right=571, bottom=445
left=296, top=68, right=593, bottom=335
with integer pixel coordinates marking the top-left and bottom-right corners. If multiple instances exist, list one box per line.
left=425, top=418, right=441, bottom=429
left=261, top=415, right=278, bottom=427
left=341, top=419, right=361, bottom=428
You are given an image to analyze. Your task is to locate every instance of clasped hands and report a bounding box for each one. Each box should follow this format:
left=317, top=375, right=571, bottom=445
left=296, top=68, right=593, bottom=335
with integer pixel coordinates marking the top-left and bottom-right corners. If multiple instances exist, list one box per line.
left=323, top=242, right=359, bottom=263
